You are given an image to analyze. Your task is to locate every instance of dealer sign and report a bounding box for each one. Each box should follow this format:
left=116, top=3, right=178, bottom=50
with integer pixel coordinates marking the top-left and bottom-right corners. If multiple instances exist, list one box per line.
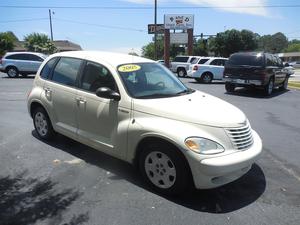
left=164, top=14, right=194, bottom=30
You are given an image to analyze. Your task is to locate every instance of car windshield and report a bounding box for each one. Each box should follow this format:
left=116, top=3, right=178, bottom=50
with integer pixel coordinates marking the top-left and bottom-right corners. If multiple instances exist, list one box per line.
left=227, top=53, right=264, bottom=67
left=118, top=62, right=193, bottom=99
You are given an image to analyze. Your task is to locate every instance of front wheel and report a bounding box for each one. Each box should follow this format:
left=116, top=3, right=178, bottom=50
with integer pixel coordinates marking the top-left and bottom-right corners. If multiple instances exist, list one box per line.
left=225, top=82, right=235, bottom=92
left=280, top=76, right=288, bottom=90
left=139, top=143, right=190, bottom=195
left=177, top=68, right=186, bottom=77
left=33, top=107, right=55, bottom=140
left=264, top=78, right=274, bottom=96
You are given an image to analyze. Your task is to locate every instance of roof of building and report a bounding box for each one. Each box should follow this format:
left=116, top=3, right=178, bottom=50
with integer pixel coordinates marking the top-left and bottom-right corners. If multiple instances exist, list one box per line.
left=12, top=40, right=82, bottom=52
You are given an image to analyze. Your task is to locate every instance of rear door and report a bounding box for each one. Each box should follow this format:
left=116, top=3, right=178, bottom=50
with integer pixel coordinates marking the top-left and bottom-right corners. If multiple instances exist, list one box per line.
left=26, top=54, right=44, bottom=72
left=42, top=57, right=84, bottom=139
left=208, top=59, right=224, bottom=79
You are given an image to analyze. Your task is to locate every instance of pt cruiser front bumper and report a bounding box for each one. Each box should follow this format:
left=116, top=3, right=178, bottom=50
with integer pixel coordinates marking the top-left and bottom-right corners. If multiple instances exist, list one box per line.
left=186, top=130, right=262, bottom=189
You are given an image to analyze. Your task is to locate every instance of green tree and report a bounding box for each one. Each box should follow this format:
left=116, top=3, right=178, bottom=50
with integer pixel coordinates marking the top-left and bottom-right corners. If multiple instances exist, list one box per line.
left=285, top=43, right=300, bottom=52
left=193, top=38, right=208, bottom=56
left=257, top=32, right=288, bottom=53
left=0, top=32, right=17, bottom=56
left=24, top=33, right=57, bottom=54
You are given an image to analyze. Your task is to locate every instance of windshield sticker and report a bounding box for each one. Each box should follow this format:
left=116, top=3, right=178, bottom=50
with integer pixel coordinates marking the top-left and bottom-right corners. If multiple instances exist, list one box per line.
left=118, top=64, right=141, bottom=72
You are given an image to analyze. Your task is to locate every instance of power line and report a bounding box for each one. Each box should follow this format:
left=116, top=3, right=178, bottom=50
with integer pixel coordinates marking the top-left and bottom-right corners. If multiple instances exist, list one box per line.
left=53, top=18, right=145, bottom=32
left=0, top=18, right=48, bottom=23
left=0, top=5, right=300, bottom=9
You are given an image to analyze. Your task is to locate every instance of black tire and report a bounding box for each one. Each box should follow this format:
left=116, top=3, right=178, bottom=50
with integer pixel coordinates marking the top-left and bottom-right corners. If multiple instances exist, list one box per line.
left=33, top=107, right=55, bottom=140
left=195, top=78, right=201, bottom=83
left=225, top=82, right=235, bottom=92
left=177, top=68, right=186, bottom=78
left=6, top=66, right=19, bottom=78
left=279, top=76, right=288, bottom=91
left=139, top=142, right=191, bottom=195
left=264, top=77, right=274, bottom=96
left=201, top=72, right=213, bottom=83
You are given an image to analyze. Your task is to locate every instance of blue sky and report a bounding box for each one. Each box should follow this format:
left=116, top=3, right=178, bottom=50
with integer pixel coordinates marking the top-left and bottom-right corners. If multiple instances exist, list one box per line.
left=0, top=0, right=299, bottom=55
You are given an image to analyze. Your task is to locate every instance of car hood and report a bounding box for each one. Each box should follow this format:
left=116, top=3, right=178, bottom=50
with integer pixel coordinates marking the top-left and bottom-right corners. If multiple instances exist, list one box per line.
left=133, top=90, right=247, bottom=128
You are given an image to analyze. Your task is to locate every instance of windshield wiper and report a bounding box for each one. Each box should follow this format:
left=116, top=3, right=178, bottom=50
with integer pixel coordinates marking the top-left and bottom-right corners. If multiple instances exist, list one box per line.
left=138, top=93, right=176, bottom=99
left=176, top=88, right=194, bottom=95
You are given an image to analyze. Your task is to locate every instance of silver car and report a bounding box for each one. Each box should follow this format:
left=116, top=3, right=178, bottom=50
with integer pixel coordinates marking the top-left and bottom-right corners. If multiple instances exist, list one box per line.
left=0, top=52, right=47, bottom=78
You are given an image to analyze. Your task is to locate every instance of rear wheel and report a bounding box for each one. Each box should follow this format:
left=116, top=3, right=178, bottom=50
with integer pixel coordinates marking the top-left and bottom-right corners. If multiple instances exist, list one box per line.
left=225, top=82, right=235, bottom=92
left=6, top=66, right=19, bottom=78
left=264, top=78, right=274, bottom=96
left=139, top=142, right=190, bottom=195
left=177, top=68, right=186, bottom=77
left=201, top=72, right=213, bottom=83
left=33, top=107, right=55, bottom=140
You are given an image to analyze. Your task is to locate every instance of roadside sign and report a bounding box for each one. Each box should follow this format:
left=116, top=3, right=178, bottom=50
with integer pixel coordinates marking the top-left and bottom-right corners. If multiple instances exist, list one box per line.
left=170, top=33, right=188, bottom=44
left=164, top=14, right=194, bottom=30
left=148, top=24, right=165, bottom=34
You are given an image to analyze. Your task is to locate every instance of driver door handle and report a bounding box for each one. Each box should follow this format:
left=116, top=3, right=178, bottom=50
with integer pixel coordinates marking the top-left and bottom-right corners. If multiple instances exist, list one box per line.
left=76, top=97, right=87, bottom=104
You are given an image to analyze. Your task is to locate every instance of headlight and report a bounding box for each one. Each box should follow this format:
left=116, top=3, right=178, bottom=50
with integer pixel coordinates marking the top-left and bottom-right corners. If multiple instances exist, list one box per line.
left=185, top=137, right=224, bottom=154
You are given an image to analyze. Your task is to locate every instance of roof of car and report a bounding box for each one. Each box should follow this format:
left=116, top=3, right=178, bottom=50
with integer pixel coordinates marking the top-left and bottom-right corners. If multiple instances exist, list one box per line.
left=49, top=51, right=154, bottom=68
left=5, top=51, right=44, bottom=56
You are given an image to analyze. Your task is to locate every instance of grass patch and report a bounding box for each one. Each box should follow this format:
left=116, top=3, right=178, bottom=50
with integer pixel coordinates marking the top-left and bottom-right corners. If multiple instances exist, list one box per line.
left=288, top=81, right=300, bottom=89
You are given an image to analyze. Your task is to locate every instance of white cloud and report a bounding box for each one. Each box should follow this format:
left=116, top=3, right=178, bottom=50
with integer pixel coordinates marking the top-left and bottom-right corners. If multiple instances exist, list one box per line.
left=183, top=0, right=269, bottom=16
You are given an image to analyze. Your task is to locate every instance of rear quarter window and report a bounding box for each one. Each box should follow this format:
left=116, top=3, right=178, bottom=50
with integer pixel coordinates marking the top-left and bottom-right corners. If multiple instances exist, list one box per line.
left=40, top=58, right=58, bottom=79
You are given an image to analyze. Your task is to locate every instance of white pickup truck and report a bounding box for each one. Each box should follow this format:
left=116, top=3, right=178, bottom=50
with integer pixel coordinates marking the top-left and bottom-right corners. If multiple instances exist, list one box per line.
left=187, top=57, right=228, bottom=83
left=170, top=56, right=201, bottom=77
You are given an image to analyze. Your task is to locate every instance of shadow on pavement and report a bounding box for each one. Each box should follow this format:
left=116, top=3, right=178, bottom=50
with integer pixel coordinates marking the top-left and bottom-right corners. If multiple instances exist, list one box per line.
left=225, top=87, right=290, bottom=99
left=32, top=131, right=266, bottom=214
left=0, top=171, right=89, bottom=225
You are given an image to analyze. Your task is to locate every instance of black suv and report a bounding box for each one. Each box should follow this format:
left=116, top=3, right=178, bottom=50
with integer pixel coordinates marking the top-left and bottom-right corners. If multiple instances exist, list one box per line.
left=223, top=52, right=289, bottom=95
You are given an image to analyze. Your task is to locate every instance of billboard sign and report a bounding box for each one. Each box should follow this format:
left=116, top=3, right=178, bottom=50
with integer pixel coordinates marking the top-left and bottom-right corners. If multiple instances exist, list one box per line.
left=164, top=14, right=194, bottom=30
left=148, top=24, right=165, bottom=34
left=170, top=33, right=188, bottom=44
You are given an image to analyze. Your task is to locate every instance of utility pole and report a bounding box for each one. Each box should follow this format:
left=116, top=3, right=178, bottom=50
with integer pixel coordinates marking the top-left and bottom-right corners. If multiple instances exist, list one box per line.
left=49, top=9, right=53, bottom=41
left=154, top=0, right=157, bottom=60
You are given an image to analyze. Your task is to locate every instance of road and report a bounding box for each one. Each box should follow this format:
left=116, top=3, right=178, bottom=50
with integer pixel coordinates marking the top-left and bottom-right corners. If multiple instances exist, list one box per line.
left=0, top=72, right=300, bottom=225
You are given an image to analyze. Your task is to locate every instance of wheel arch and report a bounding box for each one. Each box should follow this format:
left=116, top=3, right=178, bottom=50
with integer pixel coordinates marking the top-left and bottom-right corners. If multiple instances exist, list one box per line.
left=133, top=135, right=194, bottom=186
left=29, top=100, right=50, bottom=119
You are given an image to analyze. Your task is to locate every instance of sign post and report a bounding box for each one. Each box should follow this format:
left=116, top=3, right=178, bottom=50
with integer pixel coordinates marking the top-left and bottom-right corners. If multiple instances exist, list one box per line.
left=164, top=14, right=194, bottom=69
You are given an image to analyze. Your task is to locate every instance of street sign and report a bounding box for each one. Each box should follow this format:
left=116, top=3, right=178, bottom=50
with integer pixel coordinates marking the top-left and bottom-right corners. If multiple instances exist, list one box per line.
left=170, top=33, right=188, bottom=44
left=164, top=14, right=194, bottom=30
left=148, top=24, right=165, bottom=34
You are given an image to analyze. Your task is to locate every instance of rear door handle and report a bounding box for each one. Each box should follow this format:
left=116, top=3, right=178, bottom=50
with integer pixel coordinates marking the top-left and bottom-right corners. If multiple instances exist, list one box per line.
left=44, top=87, right=52, bottom=94
left=76, top=97, right=87, bottom=104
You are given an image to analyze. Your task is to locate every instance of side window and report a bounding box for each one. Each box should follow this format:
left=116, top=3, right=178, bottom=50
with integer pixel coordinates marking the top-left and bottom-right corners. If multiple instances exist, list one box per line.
left=198, top=58, right=209, bottom=64
left=40, top=58, right=58, bottom=79
left=266, top=54, right=273, bottom=67
left=220, top=59, right=227, bottom=66
left=51, top=57, right=82, bottom=87
left=210, top=59, right=221, bottom=66
left=6, top=54, right=19, bottom=60
left=80, top=62, right=117, bottom=93
left=27, top=54, right=44, bottom=62
left=18, top=54, right=31, bottom=61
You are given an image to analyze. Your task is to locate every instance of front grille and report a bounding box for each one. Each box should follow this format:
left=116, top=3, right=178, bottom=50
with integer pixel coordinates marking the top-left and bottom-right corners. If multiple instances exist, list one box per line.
left=225, top=122, right=253, bottom=150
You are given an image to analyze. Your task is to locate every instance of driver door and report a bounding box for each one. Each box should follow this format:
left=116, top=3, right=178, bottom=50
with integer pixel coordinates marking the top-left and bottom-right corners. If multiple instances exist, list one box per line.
left=76, top=61, right=131, bottom=158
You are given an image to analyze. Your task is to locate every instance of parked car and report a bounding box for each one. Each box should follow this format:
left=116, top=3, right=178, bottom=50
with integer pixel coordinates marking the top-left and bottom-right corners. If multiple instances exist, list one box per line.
left=223, top=52, right=289, bottom=96
left=156, top=59, right=165, bottom=65
left=28, top=51, right=262, bottom=195
left=289, top=61, right=300, bottom=69
left=0, top=52, right=47, bottom=78
left=188, top=57, right=228, bottom=83
left=170, top=55, right=201, bottom=77
left=283, top=62, right=295, bottom=76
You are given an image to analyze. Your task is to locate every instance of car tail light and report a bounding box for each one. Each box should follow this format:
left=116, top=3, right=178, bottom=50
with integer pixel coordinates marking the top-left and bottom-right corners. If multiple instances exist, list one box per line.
left=193, top=65, right=198, bottom=71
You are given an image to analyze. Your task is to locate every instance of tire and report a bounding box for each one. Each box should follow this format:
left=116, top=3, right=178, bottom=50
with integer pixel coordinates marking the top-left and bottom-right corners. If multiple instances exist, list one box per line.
left=177, top=68, right=186, bottom=78
left=225, top=82, right=235, bottom=92
left=195, top=78, right=201, bottom=83
left=264, top=78, right=274, bottom=96
left=280, top=76, right=288, bottom=91
left=6, top=66, right=19, bottom=78
left=139, top=142, right=190, bottom=195
left=33, top=107, right=55, bottom=140
left=201, top=72, right=213, bottom=83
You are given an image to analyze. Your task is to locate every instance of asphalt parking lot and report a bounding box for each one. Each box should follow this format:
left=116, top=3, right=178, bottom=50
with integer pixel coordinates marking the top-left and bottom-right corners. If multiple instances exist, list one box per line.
left=0, top=72, right=300, bottom=225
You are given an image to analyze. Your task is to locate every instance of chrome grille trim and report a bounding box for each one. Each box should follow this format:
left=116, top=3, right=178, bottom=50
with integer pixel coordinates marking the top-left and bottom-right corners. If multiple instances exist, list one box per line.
left=225, top=122, right=254, bottom=150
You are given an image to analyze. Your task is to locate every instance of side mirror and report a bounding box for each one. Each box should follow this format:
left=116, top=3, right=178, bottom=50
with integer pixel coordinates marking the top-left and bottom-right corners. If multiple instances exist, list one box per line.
left=95, top=87, right=121, bottom=101
left=284, top=63, right=290, bottom=67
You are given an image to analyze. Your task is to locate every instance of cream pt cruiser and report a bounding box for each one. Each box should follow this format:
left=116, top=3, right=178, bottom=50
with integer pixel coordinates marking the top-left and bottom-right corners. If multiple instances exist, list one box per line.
left=27, top=51, right=262, bottom=195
